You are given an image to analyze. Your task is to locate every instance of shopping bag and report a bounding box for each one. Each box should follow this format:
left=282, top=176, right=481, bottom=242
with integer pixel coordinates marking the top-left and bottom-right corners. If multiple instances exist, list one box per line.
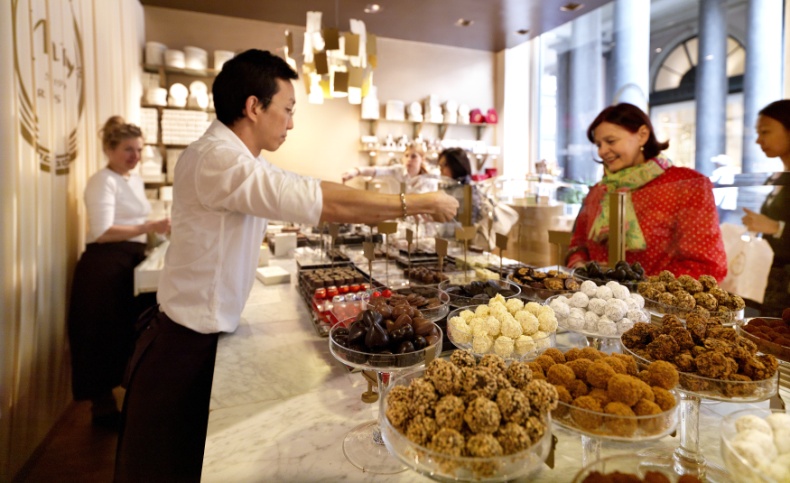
left=477, top=201, right=520, bottom=251
left=719, top=223, right=774, bottom=303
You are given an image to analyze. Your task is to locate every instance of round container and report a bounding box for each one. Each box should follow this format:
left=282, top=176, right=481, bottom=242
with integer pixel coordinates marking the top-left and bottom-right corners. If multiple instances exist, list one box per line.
left=445, top=306, right=555, bottom=361
left=168, top=83, right=188, bottom=108
left=145, top=41, right=167, bottom=66
left=164, top=49, right=185, bottom=69
left=144, top=87, right=167, bottom=106
left=328, top=321, right=442, bottom=370
left=738, top=318, right=790, bottom=363
left=184, top=46, right=208, bottom=70
left=380, top=367, right=553, bottom=482
left=213, top=50, right=235, bottom=70
left=720, top=407, right=790, bottom=483
left=546, top=293, right=650, bottom=340
left=438, top=279, right=521, bottom=308
left=571, top=454, right=691, bottom=482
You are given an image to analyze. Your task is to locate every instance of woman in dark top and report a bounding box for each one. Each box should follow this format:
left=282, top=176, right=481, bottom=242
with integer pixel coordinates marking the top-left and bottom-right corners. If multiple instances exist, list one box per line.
left=742, top=100, right=790, bottom=316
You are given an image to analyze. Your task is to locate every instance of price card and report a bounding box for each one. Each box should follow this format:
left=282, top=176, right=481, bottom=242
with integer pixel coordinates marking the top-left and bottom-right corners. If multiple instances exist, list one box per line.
left=328, top=223, right=340, bottom=267
left=455, top=226, right=476, bottom=241
left=435, top=237, right=448, bottom=273
left=496, top=233, right=509, bottom=277
left=363, top=241, right=375, bottom=287
left=377, top=222, right=397, bottom=235
left=406, top=228, right=414, bottom=245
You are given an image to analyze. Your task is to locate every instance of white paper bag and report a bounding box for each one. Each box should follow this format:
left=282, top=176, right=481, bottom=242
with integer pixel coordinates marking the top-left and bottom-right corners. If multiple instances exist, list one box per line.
left=719, top=223, right=774, bottom=303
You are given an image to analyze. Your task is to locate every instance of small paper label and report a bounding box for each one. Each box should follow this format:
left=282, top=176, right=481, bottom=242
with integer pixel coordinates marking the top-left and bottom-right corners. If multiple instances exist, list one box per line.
left=363, top=241, right=375, bottom=261
left=496, top=233, right=509, bottom=251
left=435, top=237, right=448, bottom=257
left=406, top=228, right=414, bottom=244
left=455, top=226, right=476, bottom=241
left=377, top=222, right=397, bottom=235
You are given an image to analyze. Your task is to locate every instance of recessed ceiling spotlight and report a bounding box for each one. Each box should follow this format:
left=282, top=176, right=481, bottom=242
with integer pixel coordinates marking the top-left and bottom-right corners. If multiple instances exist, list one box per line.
left=560, top=2, right=584, bottom=12
left=455, top=18, right=474, bottom=27
left=364, top=4, right=381, bottom=14
left=655, top=47, right=663, bottom=53
left=516, top=29, right=530, bottom=35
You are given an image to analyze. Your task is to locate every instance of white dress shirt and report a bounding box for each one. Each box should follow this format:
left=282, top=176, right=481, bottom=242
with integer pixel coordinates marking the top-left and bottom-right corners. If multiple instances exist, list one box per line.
left=157, top=120, right=323, bottom=334
left=84, top=168, right=151, bottom=243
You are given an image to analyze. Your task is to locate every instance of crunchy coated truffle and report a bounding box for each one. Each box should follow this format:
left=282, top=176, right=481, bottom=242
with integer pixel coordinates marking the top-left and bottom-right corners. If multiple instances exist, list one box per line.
left=523, top=379, right=559, bottom=413
left=496, top=387, right=531, bottom=424
left=495, top=422, right=532, bottom=454
left=406, top=414, right=438, bottom=445
left=460, top=367, right=498, bottom=402
left=464, top=397, right=501, bottom=434
left=434, top=395, right=466, bottom=431
left=410, top=377, right=439, bottom=416
left=466, top=433, right=503, bottom=457
left=450, top=349, right=477, bottom=368
left=429, top=428, right=465, bottom=456
left=425, top=358, right=463, bottom=395
left=506, top=361, right=533, bottom=390
left=478, top=354, right=507, bottom=376
left=647, top=334, right=680, bottom=361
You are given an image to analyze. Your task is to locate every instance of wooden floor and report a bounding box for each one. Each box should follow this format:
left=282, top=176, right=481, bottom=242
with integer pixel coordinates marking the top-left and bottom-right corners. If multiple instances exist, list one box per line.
left=14, top=393, right=121, bottom=483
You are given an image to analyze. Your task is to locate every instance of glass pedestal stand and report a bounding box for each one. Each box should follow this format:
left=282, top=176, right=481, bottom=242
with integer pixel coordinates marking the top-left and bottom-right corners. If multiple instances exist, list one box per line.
left=581, top=435, right=602, bottom=468
left=341, top=371, right=406, bottom=475
left=671, top=392, right=728, bottom=481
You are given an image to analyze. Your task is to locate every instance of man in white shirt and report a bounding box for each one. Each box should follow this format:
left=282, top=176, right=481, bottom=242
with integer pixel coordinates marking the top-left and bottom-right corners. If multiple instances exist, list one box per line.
left=114, top=49, right=458, bottom=482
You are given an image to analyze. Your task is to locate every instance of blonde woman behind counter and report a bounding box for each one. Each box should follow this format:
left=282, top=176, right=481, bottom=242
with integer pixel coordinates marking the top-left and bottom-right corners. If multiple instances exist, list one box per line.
left=342, top=142, right=439, bottom=193
left=67, top=116, right=170, bottom=429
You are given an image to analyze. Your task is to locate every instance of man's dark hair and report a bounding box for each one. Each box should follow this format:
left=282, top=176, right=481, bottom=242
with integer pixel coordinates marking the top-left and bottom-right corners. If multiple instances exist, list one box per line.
left=212, top=49, right=298, bottom=126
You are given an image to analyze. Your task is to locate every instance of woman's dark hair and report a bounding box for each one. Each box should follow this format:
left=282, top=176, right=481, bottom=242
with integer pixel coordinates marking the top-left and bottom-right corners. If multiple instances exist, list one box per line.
left=212, top=49, right=298, bottom=126
left=439, top=148, right=472, bottom=181
left=587, top=103, right=669, bottom=160
left=759, top=100, right=790, bottom=130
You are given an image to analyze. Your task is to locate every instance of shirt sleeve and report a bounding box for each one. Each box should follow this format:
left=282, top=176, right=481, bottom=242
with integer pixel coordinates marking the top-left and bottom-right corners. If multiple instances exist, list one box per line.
left=195, top=147, right=323, bottom=226
left=566, top=187, right=601, bottom=267
left=84, top=172, right=117, bottom=240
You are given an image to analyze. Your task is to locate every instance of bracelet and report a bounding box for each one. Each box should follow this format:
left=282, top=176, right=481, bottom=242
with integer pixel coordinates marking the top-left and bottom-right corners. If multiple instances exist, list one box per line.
left=400, top=192, right=408, bottom=219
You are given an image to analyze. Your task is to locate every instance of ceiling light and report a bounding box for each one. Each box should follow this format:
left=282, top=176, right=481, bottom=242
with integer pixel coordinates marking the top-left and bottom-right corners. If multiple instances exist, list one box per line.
left=560, top=3, right=584, bottom=12
left=516, top=29, right=530, bottom=35
left=363, top=4, right=380, bottom=14
left=455, top=18, right=474, bottom=27
left=655, top=47, right=663, bottom=53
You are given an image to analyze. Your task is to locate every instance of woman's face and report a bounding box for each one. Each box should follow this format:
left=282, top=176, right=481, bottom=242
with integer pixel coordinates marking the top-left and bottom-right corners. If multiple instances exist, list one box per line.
left=755, top=115, right=790, bottom=160
left=438, top=155, right=452, bottom=177
left=593, top=122, right=649, bottom=174
left=403, top=149, right=423, bottom=175
left=106, top=136, right=143, bottom=176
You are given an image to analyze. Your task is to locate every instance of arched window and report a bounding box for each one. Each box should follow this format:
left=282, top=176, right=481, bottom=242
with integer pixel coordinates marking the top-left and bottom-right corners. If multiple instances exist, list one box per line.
left=653, top=35, right=745, bottom=93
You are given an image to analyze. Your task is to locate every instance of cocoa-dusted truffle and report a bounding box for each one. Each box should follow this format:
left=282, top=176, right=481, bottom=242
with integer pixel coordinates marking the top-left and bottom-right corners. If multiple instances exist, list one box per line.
left=434, top=395, right=465, bottom=431
left=651, top=386, right=676, bottom=411
left=542, top=347, right=567, bottom=364
left=570, top=395, right=603, bottom=431
left=607, top=374, right=644, bottom=406
left=603, top=401, right=637, bottom=437
left=546, top=364, right=576, bottom=387
left=586, top=361, right=616, bottom=389
left=567, top=358, right=595, bottom=380
left=643, top=361, right=679, bottom=390
left=634, top=399, right=664, bottom=434
left=464, top=397, right=501, bottom=434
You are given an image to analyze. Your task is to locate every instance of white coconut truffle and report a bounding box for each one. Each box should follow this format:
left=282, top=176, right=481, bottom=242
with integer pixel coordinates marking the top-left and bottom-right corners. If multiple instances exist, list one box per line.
left=460, top=309, right=475, bottom=320
left=449, top=317, right=472, bottom=344
left=580, top=280, right=598, bottom=297
left=630, top=293, right=645, bottom=308
left=505, top=297, right=525, bottom=314
left=493, top=336, right=515, bottom=358
left=617, top=318, right=634, bottom=334
left=567, top=315, right=585, bottom=330
left=570, top=291, right=590, bottom=308
left=533, top=331, right=552, bottom=350
left=595, top=285, right=613, bottom=300
left=626, top=309, right=649, bottom=324
left=584, top=311, right=600, bottom=325
left=604, top=299, right=627, bottom=321
left=524, top=302, right=543, bottom=315
left=500, top=316, right=523, bottom=339
left=762, top=454, right=790, bottom=481
left=597, top=320, right=617, bottom=336
left=605, top=281, right=621, bottom=290
left=583, top=317, right=598, bottom=332
left=484, top=316, right=502, bottom=337
left=732, top=430, right=778, bottom=466
left=538, top=312, right=558, bottom=333
left=475, top=304, right=491, bottom=317
left=569, top=307, right=586, bottom=319
left=470, top=318, right=490, bottom=337
left=472, top=334, right=494, bottom=354
left=549, top=298, right=570, bottom=318
left=515, top=310, right=539, bottom=335
left=491, top=293, right=507, bottom=304
left=773, top=428, right=790, bottom=455
left=735, top=415, right=773, bottom=436
left=765, top=413, right=790, bottom=433
left=588, top=298, right=607, bottom=316
left=612, top=285, right=631, bottom=300
left=514, top=335, right=536, bottom=355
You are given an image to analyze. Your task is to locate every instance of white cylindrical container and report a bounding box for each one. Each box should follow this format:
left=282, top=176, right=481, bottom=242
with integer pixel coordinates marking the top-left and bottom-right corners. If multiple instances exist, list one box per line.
left=213, top=50, right=235, bottom=70
left=145, top=42, right=167, bottom=66
left=164, top=49, right=185, bottom=69
left=184, top=46, right=208, bottom=70
left=145, top=87, right=168, bottom=106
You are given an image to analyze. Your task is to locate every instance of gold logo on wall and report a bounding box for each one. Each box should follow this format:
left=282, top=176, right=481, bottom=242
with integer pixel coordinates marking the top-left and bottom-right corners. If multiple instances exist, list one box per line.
left=12, top=0, right=85, bottom=174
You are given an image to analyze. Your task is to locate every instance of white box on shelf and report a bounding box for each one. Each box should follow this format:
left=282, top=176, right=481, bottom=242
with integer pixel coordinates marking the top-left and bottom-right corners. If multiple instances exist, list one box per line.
left=255, top=266, right=290, bottom=285
left=273, top=233, right=297, bottom=257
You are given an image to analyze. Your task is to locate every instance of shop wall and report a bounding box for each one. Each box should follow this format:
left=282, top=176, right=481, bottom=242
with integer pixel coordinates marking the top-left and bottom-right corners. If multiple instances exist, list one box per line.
left=0, top=0, right=144, bottom=479
left=143, top=6, right=497, bottom=183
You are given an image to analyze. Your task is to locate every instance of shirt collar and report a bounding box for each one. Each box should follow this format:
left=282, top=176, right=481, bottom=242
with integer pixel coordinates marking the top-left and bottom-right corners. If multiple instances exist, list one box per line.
left=206, top=119, right=261, bottom=160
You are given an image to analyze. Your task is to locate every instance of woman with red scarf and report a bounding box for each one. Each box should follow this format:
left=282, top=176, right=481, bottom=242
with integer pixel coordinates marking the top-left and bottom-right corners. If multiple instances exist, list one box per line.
left=566, top=103, right=727, bottom=282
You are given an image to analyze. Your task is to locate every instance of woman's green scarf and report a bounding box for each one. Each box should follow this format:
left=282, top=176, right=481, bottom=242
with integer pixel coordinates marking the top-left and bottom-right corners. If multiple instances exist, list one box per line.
left=588, top=155, right=673, bottom=250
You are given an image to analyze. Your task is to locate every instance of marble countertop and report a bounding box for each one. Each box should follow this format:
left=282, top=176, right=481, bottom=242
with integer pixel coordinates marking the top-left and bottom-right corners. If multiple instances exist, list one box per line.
left=201, top=258, right=779, bottom=483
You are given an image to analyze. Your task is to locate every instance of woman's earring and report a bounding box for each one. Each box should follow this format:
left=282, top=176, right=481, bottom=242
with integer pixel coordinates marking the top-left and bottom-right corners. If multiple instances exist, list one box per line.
left=640, top=146, right=644, bottom=152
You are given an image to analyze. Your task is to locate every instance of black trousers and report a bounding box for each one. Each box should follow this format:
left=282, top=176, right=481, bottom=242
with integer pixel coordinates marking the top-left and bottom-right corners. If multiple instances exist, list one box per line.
left=114, top=307, right=219, bottom=483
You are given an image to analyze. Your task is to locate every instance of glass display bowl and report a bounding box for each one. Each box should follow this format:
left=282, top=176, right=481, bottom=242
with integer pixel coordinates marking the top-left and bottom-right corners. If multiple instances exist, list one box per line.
left=739, top=318, right=790, bottom=363
left=571, top=265, right=644, bottom=291
left=438, top=279, right=521, bottom=308
left=545, top=294, right=649, bottom=340
left=720, top=407, right=790, bottom=483
left=506, top=268, right=580, bottom=303
left=552, top=392, right=679, bottom=442
left=571, top=454, right=694, bottom=483
left=379, top=367, right=553, bottom=482
left=390, top=286, right=451, bottom=323
left=445, top=306, right=555, bottom=361
left=643, top=295, right=744, bottom=326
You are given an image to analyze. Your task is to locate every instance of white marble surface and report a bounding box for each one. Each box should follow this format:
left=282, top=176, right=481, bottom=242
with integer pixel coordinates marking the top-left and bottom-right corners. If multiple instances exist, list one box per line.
left=202, top=258, right=779, bottom=482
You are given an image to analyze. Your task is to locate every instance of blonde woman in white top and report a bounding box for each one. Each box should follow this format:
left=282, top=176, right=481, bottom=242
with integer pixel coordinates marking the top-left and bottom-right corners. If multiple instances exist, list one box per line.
left=67, top=116, right=170, bottom=428
left=342, top=142, right=439, bottom=193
